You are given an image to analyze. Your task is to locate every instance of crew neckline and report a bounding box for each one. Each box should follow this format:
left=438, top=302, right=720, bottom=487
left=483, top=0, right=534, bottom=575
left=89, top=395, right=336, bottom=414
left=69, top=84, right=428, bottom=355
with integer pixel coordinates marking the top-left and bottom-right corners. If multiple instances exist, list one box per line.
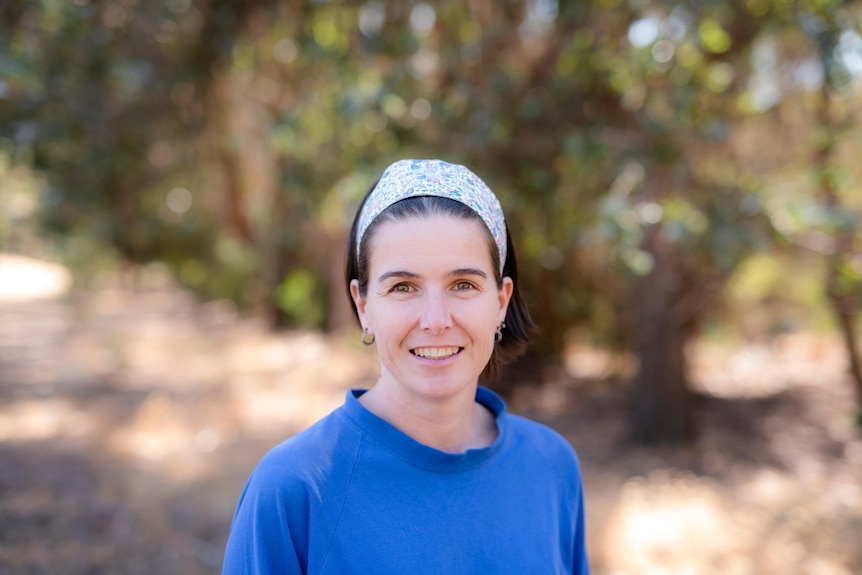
left=341, top=386, right=508, bottom=473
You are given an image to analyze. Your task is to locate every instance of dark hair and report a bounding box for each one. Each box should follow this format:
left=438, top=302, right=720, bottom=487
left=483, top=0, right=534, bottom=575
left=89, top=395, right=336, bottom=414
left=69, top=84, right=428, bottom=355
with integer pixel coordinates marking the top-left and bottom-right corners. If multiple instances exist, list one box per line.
left=345, top=185, right=534, bottom=380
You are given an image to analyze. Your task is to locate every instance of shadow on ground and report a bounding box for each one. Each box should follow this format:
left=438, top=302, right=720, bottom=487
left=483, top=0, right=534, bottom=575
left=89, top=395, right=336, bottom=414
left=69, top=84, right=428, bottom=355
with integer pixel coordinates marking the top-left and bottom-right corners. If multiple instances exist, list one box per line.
left=0, top=270, right=860, bottom=574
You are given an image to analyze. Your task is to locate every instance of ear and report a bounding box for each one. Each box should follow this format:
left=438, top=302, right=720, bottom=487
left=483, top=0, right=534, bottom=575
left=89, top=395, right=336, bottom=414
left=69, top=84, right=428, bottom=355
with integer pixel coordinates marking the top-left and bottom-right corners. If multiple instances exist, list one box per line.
left=496, top=277, right=514, bottom=324
left=350, top=279, right=369, bottom=329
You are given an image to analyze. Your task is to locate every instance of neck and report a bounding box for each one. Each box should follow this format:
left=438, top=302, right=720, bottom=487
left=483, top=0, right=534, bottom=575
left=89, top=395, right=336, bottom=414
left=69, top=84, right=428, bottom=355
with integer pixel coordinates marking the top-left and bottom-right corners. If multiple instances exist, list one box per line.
left=359, top=381, right=497, bottom=453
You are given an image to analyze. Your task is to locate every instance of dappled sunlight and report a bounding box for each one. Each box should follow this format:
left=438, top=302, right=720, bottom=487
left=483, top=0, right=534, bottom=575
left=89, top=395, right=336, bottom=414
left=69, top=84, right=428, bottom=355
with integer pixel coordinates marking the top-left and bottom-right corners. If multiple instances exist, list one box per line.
left=3, top=0, right=861, bottom=572
left=689, top=333, right=851, bottom=399
left=0, top=398, right=96, bottom=441
left=0, top=254, right=71, bottom=302
left=563, top=345, right=625, bottom=380
left=0, top=261, right=860, bottom=574
left=604, top=475, right=742, bottom=574
left=0, top=262, right=381, bottom=575
left=110, top=392, right=197, bottom=464
left=602, top=470, right=858, bottom=575
left=230, top=383, right=348, bottom=437
left=544, top=334, right=862, bottom=574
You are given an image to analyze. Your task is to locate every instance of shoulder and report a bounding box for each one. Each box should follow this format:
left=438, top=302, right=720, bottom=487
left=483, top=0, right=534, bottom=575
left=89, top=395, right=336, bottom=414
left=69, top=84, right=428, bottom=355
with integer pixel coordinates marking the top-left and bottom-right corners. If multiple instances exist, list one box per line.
left=479, top=386, right=582, bottom=474
left=504, top=413, right=583, bottom=477
left=227, top=407, right=364, bottom=545
left=224, top=409, right=364, bottom=574
left=239, top=404, right=362, bottom=514
left=244, top=407, right=364, bottom=502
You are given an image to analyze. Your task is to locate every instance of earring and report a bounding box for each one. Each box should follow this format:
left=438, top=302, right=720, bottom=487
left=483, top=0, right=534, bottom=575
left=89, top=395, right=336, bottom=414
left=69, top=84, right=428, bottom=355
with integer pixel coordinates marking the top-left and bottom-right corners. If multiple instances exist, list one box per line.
left=495, top=322, right=506, bottom=343
left=361, top=328, right=375, bottom=346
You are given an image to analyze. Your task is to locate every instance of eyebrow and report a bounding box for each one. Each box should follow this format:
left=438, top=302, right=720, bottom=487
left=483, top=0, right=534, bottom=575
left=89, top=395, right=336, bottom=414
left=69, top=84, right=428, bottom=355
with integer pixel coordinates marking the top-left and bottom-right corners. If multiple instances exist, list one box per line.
left=376, top=268, right=488, bottom=283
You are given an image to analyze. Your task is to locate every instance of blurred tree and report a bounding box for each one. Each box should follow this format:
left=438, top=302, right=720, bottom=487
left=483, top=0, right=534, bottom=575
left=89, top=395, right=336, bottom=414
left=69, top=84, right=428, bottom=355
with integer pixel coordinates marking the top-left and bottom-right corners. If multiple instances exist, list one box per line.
left=2, top=1, right=217, bottom=282
left=804, top=2, right=862, bottom=421
left=546, top=1, right=777, bottom=442
left=2, top=0, right=860, bottom=442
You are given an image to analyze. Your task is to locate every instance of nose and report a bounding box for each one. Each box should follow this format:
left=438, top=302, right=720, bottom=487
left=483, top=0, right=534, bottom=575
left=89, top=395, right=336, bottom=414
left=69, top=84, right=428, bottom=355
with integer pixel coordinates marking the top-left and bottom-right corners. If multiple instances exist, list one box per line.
left=419, top=291, right=452, bottom=335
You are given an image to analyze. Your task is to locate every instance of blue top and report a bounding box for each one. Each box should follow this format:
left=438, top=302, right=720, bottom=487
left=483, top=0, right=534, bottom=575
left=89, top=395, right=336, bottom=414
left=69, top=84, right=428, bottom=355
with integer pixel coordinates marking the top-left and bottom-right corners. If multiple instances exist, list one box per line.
left=222, top=386, right=590, bottom=574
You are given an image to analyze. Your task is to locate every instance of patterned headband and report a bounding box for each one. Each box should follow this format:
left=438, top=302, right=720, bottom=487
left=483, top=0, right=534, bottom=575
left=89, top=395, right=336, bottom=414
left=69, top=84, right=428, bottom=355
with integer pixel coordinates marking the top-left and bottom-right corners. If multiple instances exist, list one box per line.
left=356, top=159, right=507, bottom=273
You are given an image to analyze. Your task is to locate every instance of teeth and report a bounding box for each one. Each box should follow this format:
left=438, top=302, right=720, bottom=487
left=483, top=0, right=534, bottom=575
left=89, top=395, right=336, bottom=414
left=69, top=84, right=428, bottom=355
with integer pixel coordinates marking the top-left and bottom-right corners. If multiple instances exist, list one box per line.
left=413, top=347, right=460, bottom=359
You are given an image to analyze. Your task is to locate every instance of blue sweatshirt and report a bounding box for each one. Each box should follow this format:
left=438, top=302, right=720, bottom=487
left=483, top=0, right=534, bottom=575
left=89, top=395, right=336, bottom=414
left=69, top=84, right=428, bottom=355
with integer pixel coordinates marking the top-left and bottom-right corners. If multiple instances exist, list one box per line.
left=222, top=386, right=590, bottom=574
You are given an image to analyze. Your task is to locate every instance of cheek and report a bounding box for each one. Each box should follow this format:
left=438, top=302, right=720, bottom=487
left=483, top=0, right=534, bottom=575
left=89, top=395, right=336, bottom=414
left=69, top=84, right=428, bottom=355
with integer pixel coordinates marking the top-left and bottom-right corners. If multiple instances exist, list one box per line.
left=367, top=301, right=410, bottom=334
left=461, top=300, right=501, bottom=331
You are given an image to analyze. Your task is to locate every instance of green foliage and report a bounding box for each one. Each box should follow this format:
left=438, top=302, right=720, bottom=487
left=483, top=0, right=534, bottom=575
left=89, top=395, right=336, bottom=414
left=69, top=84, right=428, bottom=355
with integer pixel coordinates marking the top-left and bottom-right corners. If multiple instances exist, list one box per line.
left=1, top=0, right=860, bottom=359
left=276, top=269, right=325, bottom=328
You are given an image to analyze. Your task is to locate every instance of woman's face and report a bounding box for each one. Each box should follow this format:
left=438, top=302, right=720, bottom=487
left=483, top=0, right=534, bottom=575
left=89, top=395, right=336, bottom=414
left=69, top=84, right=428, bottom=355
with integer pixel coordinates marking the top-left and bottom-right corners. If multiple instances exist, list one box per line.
left=351, top=214, right=513, bottom=402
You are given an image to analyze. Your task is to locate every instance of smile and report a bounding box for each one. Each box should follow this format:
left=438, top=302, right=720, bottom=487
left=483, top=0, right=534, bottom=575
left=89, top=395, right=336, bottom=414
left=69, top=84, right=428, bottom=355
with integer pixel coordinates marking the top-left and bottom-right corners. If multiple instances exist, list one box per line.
left=411, top=346, right=463, bottom=359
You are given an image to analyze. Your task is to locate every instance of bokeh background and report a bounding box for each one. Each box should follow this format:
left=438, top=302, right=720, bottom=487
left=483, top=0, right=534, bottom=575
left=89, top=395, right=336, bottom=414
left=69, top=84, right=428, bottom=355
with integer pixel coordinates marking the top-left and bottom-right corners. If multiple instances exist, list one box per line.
left=1, top=0, right=861, bottom=573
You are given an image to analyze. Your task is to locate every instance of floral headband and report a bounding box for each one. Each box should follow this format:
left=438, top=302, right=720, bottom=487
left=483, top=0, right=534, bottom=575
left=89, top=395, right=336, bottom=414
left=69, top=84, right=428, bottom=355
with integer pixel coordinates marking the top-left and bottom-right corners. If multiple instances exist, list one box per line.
left=356, top=159, right=507, bottom=273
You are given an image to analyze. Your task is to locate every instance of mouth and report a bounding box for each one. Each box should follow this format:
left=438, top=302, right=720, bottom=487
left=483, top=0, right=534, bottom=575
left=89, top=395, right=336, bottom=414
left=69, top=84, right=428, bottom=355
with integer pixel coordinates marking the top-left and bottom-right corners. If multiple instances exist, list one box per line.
left=410, top=346, right=463, bottom=360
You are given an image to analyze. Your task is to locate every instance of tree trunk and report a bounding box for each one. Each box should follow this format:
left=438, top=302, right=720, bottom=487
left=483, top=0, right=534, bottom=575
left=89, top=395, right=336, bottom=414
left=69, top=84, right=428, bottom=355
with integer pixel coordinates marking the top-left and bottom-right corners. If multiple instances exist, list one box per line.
left=815, top=85, right=862, bottom=415
left=828, top=288, right=862, bottom=407
left=630, top=226, right=696, bottom=444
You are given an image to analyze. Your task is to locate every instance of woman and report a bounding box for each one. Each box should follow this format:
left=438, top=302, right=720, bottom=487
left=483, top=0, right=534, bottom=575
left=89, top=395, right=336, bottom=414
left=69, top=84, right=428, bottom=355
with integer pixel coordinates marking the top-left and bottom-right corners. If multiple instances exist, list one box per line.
left=222, top=159, right=590, bottom=574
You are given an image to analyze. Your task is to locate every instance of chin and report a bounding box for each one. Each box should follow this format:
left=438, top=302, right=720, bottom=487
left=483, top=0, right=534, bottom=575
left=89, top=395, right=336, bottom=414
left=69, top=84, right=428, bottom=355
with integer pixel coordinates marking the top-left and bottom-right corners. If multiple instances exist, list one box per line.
left=410, top=375, right=479, bottom=399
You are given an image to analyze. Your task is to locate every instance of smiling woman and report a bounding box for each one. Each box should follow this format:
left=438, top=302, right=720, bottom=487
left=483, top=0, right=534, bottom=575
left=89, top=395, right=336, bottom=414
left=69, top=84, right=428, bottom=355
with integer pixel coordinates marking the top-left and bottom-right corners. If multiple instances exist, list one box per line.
left=350, top=214, right=511, bottom=446
left=222, top=159, right=591, bottom=574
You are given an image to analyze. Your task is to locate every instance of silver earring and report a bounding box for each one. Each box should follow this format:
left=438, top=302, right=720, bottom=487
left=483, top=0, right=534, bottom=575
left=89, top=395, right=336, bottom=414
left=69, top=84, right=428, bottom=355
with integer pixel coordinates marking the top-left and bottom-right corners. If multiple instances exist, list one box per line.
left=495, top=322, right=505, bottom=343
left=361, top=328, right=375, bottom=346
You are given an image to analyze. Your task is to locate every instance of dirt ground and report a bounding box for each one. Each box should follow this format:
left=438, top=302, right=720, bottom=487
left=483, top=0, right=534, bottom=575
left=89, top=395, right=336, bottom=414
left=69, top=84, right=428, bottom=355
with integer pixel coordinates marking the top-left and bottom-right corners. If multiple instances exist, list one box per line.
left=0, top=260, right=860, bottom=574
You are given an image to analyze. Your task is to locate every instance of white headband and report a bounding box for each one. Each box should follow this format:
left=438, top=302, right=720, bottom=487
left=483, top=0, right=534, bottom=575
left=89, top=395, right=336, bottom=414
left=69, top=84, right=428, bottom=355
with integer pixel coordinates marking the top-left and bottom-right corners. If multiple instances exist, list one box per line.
left=356, top=159, right=507, bottom=273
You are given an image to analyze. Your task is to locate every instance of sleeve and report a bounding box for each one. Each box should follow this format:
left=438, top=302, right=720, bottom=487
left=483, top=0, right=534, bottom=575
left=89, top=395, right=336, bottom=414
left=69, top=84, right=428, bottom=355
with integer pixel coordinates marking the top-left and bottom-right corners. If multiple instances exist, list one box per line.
left=221, top=458, right=310, bottom=575
left=571, top=476, right=590, bottom=575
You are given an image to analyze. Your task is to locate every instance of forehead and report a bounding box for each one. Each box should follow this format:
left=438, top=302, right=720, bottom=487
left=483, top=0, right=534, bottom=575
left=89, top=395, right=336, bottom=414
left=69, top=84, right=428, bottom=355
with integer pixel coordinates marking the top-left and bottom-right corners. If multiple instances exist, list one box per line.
left=366, top=214, right=496, bottom=274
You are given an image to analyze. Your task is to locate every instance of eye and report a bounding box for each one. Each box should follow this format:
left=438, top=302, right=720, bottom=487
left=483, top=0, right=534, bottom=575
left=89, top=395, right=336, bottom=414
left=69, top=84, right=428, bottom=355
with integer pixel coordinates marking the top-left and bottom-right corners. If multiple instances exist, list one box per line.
left=454, top=280, right=476, bottom=291
left=391, top=283, right=413, bottom=293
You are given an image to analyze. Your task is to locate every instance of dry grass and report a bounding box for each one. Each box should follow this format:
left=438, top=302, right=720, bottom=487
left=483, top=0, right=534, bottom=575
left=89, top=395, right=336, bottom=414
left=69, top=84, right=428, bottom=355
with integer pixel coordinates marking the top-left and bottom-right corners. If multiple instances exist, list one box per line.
left=0, top=261, right=859, bottom=574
